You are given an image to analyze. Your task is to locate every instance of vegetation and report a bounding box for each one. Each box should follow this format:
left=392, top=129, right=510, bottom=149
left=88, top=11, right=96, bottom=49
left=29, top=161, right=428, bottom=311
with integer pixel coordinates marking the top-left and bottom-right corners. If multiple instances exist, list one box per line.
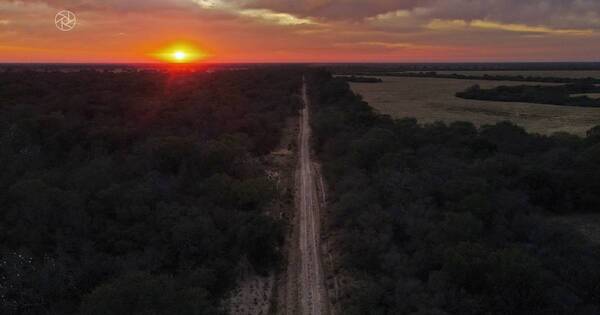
left=328, top=62, right=600, bottom=76
left=457, top=84, right=600, bottom=107
left=374, top=71, right=600, bottom=84
left=337, top=76, right=383, bottom=83
left=348, top=76, right=600, bottom=136
left=0, top=68, right=302, bottom=314
left=310, top=70, right=600, bottom=315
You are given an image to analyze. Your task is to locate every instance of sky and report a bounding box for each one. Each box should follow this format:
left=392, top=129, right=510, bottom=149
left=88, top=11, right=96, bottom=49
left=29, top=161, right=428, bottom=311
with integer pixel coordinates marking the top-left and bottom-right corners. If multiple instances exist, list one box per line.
left=1, top=0, right=600, bottom=63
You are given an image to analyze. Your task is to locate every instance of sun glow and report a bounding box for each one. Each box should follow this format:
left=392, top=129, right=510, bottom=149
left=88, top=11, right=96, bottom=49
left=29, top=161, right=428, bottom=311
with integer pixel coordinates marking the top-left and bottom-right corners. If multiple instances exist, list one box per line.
left=173, top=51, right=187, bottom=61
left=153, top=43, right=208, bottom=63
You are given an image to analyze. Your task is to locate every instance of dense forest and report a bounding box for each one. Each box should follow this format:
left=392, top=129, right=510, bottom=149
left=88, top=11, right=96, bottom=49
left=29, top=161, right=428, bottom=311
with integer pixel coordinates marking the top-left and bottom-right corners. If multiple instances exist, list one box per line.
left=456, top=84, right=600, bottom=107
left=337, top=76, right=383, bottom=83
left=328, top=62, right=600, bottom=75
left=310, top=70, right=600, bottom=314
left=0, top=67, right=302, bottom=314
left=367, top=71, right=600, bottom=84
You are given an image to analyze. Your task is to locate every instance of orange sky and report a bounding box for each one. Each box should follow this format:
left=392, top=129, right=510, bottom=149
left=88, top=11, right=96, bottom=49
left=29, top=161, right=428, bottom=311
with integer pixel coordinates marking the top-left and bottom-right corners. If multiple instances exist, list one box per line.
left=1, top=0, right=600, bottom=63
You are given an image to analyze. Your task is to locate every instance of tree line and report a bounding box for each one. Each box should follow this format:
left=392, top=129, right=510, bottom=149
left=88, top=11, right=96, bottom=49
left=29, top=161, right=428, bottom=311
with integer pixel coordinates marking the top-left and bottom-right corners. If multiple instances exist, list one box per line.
left=337, top=76, right=383, bottom=83
left=0, top=67, right=302, bottom=314
left=309, top=69, right=600, bottom=315
left=369, top=71, right=600, bottom=84
left=456, top=83, right=600, bottom=107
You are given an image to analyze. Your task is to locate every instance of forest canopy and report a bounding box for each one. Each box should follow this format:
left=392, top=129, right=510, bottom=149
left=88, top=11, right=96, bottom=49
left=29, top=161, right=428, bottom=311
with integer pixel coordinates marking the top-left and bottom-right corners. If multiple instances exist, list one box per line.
left=0, top=67, right=302, bottom=314
left=310, top=70, right=600, bottom=315
left=456, top=83, right=600, bottom=107
left=370, top=71, right=600, bottom=84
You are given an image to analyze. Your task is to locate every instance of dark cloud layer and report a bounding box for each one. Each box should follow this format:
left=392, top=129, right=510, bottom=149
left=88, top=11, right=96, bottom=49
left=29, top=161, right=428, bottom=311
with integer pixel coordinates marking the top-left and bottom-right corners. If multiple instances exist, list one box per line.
left=425, top=0, right=600, bottom=29
left=245, top=0, right=600, bottom=29
left=7, top=0, right=194, bottom=12
left=10, top=0, right=600, bottom=29
left=243, top=0, right=428, bottom=19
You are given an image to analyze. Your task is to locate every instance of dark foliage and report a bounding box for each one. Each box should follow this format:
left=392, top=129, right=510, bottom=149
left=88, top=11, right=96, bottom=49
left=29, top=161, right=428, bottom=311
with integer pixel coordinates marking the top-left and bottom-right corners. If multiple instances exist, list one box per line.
left=329, top=63, right=600, bottom=76
left=0, top=68, right=302, bottom=314
left=456, top=84, right=600, bottom=107
left=310, top=70, right=600, bottom=315
left=375, top=71, right=600, bottom=84
left=337, top=76, right=383, bottom=83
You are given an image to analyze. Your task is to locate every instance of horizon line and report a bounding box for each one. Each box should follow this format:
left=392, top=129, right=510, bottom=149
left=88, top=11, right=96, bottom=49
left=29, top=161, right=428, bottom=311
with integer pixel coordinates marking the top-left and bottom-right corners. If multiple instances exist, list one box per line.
left=2, top=61, right=600, bottom=65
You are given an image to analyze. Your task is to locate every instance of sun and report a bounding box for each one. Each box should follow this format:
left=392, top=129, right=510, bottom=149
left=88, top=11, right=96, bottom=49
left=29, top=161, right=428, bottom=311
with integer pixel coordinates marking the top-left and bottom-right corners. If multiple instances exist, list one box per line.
left=152, top=43, right=208, bottom=63
left=173, top=51, right=187, bottom=62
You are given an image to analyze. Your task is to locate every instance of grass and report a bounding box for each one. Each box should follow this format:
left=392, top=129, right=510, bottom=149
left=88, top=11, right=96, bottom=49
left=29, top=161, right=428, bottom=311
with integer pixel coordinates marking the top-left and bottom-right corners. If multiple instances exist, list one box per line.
left=350, top=76, right=600, bottom=136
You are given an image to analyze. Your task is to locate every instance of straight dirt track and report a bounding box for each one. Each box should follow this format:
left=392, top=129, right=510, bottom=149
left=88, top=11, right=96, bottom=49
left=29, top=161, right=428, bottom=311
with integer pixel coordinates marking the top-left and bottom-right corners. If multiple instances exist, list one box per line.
left=296, top=77, right=329, bottom=315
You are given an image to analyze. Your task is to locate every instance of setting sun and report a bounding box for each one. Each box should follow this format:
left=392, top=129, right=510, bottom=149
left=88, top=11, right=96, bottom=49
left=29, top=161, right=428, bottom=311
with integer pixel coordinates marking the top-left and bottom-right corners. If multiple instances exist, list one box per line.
left=152, top=43, right=208, bottom=63
left=173, top=51, right=187, bottom=61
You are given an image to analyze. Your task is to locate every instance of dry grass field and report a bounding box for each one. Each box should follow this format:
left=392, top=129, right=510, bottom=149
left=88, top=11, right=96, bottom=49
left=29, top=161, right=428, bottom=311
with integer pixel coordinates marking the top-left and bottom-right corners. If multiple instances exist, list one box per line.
left=433, top=70, right=600, bottom=78
left=350, top=76, right=600, bottom=136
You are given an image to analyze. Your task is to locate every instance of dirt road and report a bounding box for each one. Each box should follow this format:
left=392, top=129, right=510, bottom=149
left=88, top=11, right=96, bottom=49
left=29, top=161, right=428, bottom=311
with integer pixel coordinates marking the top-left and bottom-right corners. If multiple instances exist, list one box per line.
left=296, top=77, right=328, bottom=315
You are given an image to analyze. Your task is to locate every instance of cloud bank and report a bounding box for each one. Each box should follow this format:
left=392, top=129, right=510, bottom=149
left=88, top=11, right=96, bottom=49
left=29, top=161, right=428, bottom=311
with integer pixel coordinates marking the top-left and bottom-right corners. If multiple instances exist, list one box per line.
left=1, top=0, right=599, bottom=62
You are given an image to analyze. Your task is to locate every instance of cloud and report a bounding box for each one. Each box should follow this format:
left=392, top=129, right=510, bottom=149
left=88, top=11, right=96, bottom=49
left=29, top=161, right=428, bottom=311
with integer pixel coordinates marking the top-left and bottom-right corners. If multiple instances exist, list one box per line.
left=2, top=0, right=600, bottom=62
left=9, top=0, right=319, bottom=25
left=426, top=18, right=594, bottom=36
left=11, top=0, right=600, bottom=30
left=242, top=0, right=600, bottom=34
left=192, top=0, right=318, bottom=25
left=470, top=20, right=593, bottom=36
left=425, top=19, right=467, bottom=30
left=334, top=41, right=420, bottom=49
left=237, top=9, right=317, bottom=25
left=421, top=0, right=600, bottom=30
left=243, top=0, right=428, bottom=20
left=9, top=0, right=190, bottom=10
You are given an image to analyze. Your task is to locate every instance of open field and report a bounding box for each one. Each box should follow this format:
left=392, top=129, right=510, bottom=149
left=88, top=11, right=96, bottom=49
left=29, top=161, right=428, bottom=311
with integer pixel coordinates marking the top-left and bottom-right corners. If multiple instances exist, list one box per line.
left=433, top=70, right=600, bottom=78
left=350, top=76, right=600, bottom=136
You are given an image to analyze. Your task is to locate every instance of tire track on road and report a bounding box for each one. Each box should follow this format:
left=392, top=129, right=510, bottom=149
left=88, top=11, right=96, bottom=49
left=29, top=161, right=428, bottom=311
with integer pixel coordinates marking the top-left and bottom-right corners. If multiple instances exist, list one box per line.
left=297, top=76, right=328, bottom=315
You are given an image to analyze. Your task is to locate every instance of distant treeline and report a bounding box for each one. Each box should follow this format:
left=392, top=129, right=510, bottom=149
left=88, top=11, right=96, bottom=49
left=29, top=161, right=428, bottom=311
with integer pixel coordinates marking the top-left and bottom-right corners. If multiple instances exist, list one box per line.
left=457, top=83, right=600, bottom=107
left=347, top=71, right=600, bottom=84
left=0, top=68, right=302, bottom=314
left=327, top=62, right=600, bottom=75
left=309, top=69, right=600, bottom=315
left=336, top=75, right=383, bottom=83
